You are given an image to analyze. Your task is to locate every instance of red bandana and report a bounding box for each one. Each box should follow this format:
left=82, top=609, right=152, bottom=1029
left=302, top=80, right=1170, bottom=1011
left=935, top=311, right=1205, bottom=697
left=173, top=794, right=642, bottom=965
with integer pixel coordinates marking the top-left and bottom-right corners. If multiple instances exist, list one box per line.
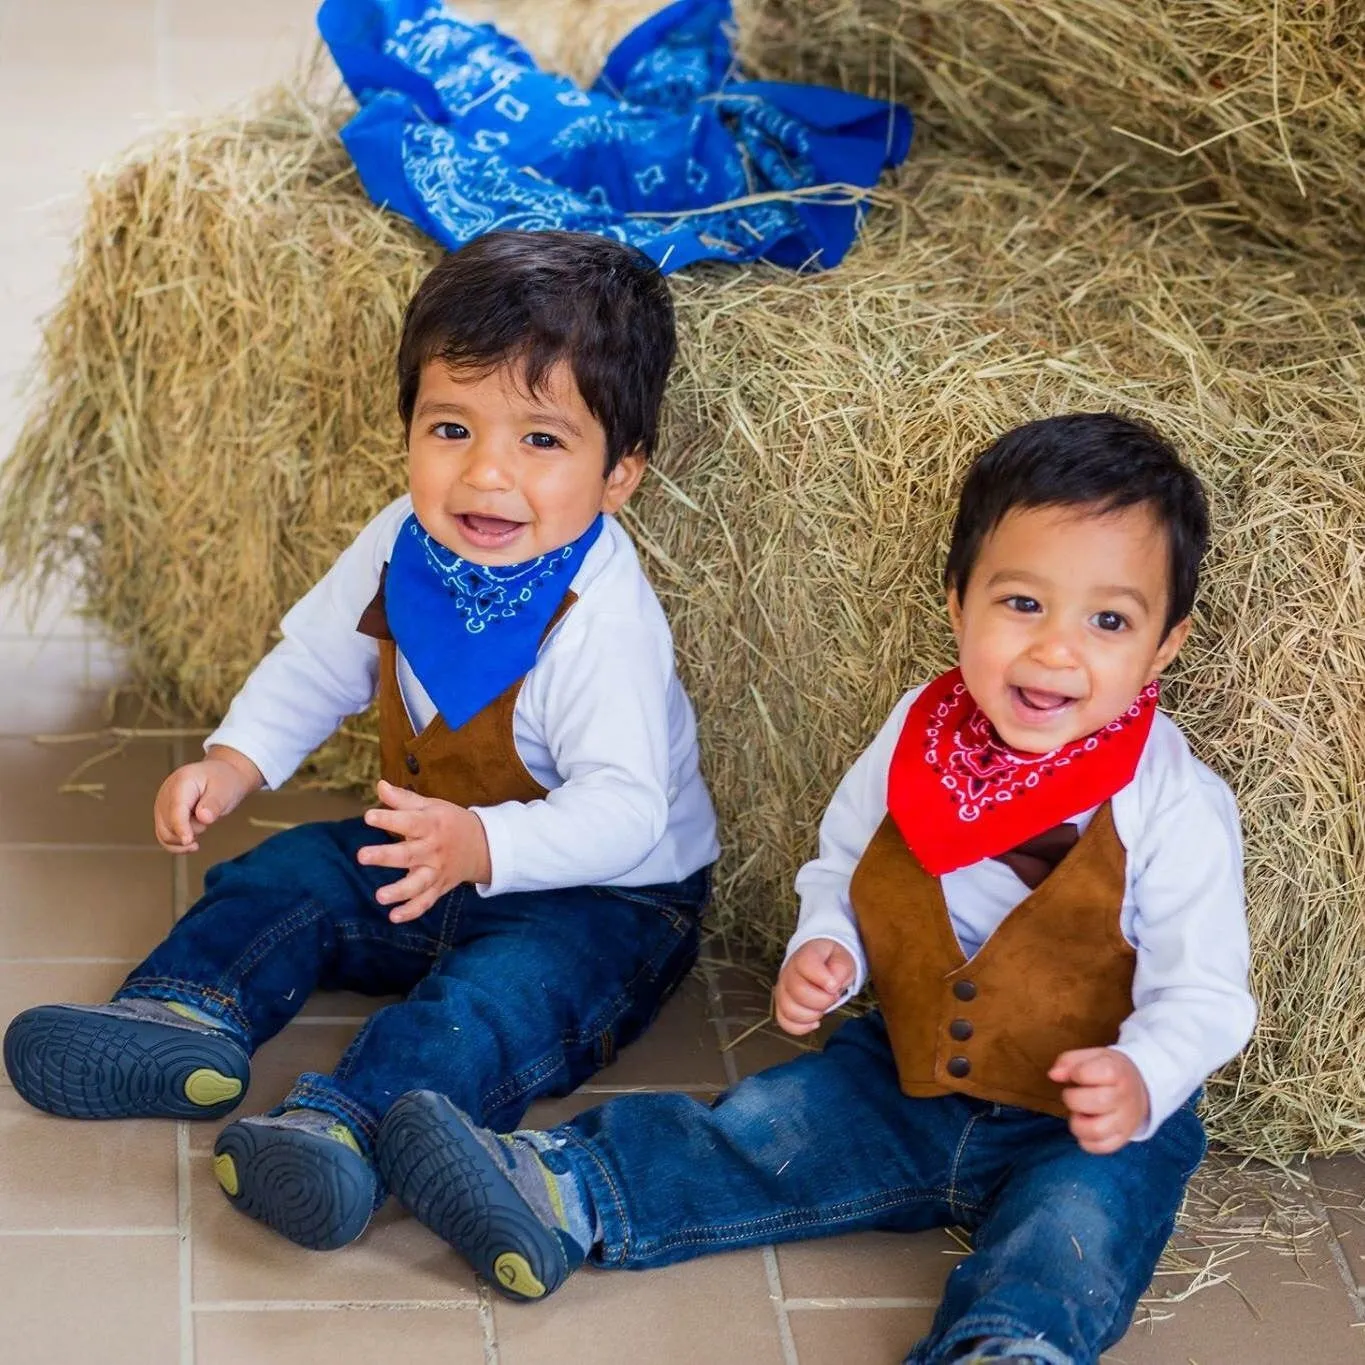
left=887, top=668, right=1159, bottom=877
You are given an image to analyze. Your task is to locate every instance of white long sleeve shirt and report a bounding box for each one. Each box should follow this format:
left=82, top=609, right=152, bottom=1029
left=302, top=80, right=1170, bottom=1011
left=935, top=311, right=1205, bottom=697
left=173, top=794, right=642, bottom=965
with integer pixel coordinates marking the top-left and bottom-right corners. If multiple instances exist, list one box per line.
left=207, top=497, right=720, bottom=896
left=785, top=686, right=1257, bottom=1138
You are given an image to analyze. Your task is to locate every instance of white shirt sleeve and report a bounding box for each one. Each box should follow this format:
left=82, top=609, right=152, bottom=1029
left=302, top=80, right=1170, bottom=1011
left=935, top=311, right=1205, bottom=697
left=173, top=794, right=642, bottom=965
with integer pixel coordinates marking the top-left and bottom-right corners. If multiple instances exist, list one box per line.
left=784, top=689, right=923, bottom=1005
left=1112, top=760, right=1257, bottom=1139
left=470, top=609, right=675, bottom=896
left=204, top=500, right=410, bottom=789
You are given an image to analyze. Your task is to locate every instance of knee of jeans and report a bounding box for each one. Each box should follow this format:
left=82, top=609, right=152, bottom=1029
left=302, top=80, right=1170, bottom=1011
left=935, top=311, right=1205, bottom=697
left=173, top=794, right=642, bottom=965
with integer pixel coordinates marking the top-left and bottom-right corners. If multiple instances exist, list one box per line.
left=714, top=1070, right=820, bottom=1165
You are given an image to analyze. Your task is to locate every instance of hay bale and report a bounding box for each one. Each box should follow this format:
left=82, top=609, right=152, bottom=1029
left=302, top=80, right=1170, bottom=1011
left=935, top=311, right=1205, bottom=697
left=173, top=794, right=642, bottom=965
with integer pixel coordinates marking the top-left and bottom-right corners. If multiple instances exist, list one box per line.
left=3, top=84, right=1364, bottom=1158
left=739, top=0, right=1365, bottom=258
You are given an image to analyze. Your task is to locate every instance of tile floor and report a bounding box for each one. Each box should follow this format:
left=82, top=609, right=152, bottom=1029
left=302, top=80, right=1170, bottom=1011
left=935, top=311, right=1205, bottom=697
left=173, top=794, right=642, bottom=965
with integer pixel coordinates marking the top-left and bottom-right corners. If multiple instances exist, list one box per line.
left=0, top=3, right=1363, bottom=1363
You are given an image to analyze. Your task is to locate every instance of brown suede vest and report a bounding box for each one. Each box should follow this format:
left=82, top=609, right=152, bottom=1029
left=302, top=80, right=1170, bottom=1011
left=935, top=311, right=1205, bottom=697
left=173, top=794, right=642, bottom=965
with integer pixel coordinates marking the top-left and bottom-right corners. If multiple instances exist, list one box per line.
left=849, top=803, right=1135, bottom=1118
left=357, top=567, right=575, bottom=808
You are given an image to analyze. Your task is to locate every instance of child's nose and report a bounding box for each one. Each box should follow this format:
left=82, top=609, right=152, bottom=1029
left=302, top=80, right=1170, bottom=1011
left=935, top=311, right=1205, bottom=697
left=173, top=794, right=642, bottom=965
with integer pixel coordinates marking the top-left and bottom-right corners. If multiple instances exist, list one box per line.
left=460, top=441, right=514, bottom=490
left=1030, top=628, right=1080, bottom=669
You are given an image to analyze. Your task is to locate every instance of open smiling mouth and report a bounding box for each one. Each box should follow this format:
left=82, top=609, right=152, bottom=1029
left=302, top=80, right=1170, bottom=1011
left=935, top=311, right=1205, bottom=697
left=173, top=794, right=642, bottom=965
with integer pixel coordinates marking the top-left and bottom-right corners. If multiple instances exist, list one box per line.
left=1012, top=685, right=1078, bottom=714
left=455, top=513, right=527, bottom=543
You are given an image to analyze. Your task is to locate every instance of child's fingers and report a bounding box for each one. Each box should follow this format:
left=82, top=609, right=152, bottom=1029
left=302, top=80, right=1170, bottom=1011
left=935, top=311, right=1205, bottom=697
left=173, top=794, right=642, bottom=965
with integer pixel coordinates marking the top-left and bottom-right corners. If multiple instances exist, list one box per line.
left=375, top=865, right=436, bottom=907
left=388, top=885, right=442, bottom=924
left=358, top=839, right=419, bottom=871
left=363, top=806, right=424, bottom=838
left=375, top=779, right=427, bottom=810
left=1068, top=1112, right=1128, bottom=1155
left=783, top=977, right=837, bottom=1012
left=774, top=997, right=822, bottom=1035
left=1060, top=1083, right=1120, bottom=1118
left=1048, top=1047, right=1113, bottom=1086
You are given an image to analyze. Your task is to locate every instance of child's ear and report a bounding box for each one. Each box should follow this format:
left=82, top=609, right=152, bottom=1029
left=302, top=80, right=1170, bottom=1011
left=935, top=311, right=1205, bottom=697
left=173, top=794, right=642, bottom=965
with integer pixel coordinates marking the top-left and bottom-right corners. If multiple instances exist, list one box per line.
left=601, top=450, right=646, bottom=514
left=946, top=585, right=965, bottom=642
left=1147, top=616, right=1191, bottom=680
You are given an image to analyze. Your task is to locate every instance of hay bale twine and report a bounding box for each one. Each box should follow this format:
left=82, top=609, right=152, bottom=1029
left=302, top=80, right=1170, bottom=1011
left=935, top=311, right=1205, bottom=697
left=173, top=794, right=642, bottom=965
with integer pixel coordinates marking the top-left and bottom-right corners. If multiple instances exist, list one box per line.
left=2, top=84, right=1363, bottom=1159
left=739, top=0, right=1365, bottom=259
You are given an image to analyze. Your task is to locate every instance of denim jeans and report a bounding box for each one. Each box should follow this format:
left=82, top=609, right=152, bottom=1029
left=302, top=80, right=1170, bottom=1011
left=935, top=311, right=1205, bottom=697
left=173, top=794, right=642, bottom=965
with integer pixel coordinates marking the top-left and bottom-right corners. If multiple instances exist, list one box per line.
left=550, top=1012, right=1205, bottom=1365
left=117, top=818, right=709, bottom=1149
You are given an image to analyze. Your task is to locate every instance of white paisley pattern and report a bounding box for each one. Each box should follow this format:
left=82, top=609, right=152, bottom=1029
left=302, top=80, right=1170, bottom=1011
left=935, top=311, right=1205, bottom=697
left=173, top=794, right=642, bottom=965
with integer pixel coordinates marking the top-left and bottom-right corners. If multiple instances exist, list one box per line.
left=409, top=520, right=578, bottom=636
left=318, top=0, right=912, bottom=273
left=926, top=680, right=1157, bottom=823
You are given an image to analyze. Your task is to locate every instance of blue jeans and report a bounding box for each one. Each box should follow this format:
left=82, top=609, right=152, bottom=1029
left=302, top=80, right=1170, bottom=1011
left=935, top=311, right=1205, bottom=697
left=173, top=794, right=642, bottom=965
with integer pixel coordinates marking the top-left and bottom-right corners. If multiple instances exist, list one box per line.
left=550, top=1012, right=1205, bottom=1365
left=118, top=818, right=709, bottom=1149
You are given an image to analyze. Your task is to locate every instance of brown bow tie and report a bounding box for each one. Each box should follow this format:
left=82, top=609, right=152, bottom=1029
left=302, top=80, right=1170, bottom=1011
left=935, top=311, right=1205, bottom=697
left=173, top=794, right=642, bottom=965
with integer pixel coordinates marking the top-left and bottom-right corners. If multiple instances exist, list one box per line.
left=991, top=822, right=1080, bottom=889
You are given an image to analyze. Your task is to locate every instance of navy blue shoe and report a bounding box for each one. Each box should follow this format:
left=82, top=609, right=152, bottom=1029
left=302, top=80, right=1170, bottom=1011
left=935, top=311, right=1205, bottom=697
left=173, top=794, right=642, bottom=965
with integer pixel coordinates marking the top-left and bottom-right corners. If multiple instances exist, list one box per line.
left=213, top=1109, right=378, bottom=1251
left=3, top=999, right=249, bottom=1119
left=377, top=1090, right=589, bottom=1301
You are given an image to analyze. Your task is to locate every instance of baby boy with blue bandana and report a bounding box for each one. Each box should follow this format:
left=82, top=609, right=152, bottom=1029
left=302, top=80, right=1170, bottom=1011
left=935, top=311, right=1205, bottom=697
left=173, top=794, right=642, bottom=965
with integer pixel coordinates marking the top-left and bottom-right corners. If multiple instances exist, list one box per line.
left=4, top=230, right=719, bottom=1253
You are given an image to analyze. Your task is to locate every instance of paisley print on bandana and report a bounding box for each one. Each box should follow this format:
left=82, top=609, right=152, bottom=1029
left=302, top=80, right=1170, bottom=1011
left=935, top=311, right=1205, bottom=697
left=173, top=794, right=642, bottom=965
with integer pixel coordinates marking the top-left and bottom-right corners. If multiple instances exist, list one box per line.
left=385, top=513, right=603, bottom=732
left=887, top=667, right=1158, bottom=876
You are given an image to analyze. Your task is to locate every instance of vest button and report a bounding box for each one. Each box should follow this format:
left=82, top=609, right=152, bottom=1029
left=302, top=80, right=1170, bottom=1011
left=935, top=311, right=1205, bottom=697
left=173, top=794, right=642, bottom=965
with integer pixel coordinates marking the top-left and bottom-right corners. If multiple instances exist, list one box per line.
left=952, top=980, right=977, bottom=1002
left=949, top=1018, right=974, bottom=1041
left=405, top=753, right=420, bottom=775
left=947, top=1056, right=972, bottom=1078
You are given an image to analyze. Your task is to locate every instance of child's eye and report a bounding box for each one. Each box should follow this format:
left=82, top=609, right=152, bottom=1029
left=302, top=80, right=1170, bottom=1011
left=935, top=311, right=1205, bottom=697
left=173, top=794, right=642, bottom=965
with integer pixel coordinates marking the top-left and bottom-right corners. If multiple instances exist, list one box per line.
left=524, top=432, right=562, bottom=450
left=432, top=422, right=468, bottom=440
left=1002, top=595, right=1041, bottom=614
left=1093, top=611, right=1128, bottom=633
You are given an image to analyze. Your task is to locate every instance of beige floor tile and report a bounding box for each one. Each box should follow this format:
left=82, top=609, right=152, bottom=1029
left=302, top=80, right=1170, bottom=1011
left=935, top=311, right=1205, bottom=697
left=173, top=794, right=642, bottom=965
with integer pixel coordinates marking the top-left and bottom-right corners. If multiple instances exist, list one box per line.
left=0, top=1234, right=180, bottom=1365
left=189, top=1022, right=360, bottom=1150
left=788, top=1306, right=937, bottom=1365
left=0, top=959, right=136, bottom=1042
left=493, top=1250, right=787, bottom=1365
left=0, top=848, right=172, bottom=958
left=778, top=1229, right=961, bottom=1302
left=193, top=1306, right=487, bottom=1365
left=298, top=988, right=399, bottom=1021
left=0, top=737, right=172, bottom=843
left=1102, top=1230, right=1364, bottom=1364
left=0, top=1088, right=177, bottom=1229
left=594, top=972, right=729, bottom=1090
left=190, top=1159, right=479, bottom=1304
left=1312, top=1153, right=1365, bottom=1292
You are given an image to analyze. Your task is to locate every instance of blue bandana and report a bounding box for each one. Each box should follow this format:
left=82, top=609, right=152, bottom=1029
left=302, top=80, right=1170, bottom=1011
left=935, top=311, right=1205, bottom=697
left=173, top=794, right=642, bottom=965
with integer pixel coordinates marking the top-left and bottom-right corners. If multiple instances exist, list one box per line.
left=385, top=513, right=604, bottom=732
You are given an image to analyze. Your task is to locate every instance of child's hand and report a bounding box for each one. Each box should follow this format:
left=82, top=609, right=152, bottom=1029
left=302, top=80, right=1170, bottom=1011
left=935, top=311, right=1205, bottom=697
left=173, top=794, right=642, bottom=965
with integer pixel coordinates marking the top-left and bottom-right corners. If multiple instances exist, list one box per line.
left=153, top=748, right=263, bottom=853
left=1049, top=1047, right=1150, bottom=1155
left=774, top=938, right=857, bottom=1036
left=358, top=780, right=492, bottom=923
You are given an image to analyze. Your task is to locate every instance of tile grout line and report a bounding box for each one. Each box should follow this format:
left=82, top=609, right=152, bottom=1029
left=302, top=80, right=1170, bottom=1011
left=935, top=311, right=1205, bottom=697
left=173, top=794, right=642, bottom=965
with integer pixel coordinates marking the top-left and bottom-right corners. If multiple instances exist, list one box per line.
left=0, top=843, right=166, bottom=853
left=1301, top=1178, right=1365, bottom=1324
left=477, top=1280, right=501, bottom=1364
left=193, top=1299, right=484, bottom=1312
left=701, top=961, right=801, bottom=1365
left=784, top=1296, right=941, bottom=1311
left=177, top=1121, right=195, bottom=1365
left=0, top=1227, right=180, bottom=1237
left=172, top=737, right=195, bottom=1365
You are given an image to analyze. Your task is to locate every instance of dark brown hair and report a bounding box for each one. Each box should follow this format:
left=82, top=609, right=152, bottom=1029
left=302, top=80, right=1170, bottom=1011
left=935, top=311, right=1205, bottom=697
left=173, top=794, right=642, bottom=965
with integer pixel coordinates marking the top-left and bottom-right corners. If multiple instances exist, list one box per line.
left=396, top=230, right=677, bottom=471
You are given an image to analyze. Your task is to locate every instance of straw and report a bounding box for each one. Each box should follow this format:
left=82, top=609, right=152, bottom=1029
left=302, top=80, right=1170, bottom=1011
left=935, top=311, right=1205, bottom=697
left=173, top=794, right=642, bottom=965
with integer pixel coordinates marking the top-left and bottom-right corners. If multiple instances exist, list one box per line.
left=1, top=21, right=1362, bottom=1160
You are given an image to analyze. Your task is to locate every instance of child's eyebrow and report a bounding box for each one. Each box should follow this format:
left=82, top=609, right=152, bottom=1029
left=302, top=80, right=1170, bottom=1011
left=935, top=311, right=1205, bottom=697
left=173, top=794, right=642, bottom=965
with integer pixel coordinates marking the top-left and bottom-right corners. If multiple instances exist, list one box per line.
left=518, top=408, right=584, bottom=440
left=1096, top=585, right=1151, bottom=611
left=985, top=570, right=1151, bottom=612
left=413, top=399, right=467, bottom=419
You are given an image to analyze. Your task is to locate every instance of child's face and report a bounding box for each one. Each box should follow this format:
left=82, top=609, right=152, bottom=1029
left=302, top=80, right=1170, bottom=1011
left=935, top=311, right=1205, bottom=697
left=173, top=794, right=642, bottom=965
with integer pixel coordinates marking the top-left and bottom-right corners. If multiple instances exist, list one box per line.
left=407, top=358, right=644, bottom=564
left=947, top=503, right=1190, bottom=753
